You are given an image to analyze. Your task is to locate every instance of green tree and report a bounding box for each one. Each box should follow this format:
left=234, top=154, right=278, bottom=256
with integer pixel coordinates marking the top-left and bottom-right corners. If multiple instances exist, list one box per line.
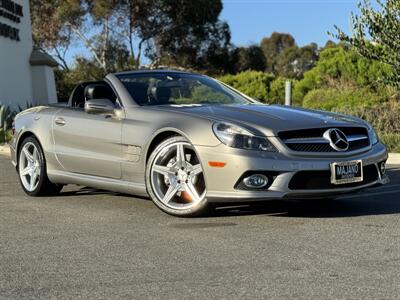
left=275, top=43, right=319, bottom=79
left=233, top=45, right=266, bottom=73
left=143, top=0, right=232, bottom=72
left=30, top=0, right=231, bottom=73
left=323, top=40, right=337, bottom=50
left=30, top=0, right=86, bottom=70
left=55, top=58, right=108, bottom=102
left=30, top=0, right=126, bottom=72
left=295, top=45, right=392, bottom=99
left=333, top=0, right=398, bottom=86
left=260, top=32, right=296, bottom=74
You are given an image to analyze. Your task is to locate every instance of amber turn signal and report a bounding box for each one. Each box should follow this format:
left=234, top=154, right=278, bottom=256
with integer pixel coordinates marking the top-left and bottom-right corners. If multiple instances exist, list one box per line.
left=208, top=161, right=226, bottom=168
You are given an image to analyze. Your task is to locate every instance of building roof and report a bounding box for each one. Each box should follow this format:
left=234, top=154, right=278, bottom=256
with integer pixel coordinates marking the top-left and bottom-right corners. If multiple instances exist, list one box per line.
left=29, top=49, right=59, bottom=67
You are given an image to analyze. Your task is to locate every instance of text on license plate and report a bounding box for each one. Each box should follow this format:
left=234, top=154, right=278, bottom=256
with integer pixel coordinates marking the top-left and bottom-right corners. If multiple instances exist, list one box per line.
left=330, top=160, right=363, bottom=185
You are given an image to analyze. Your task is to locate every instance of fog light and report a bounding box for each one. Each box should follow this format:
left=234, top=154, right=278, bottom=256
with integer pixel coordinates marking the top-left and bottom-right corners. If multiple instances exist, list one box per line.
left=380, top=162, right=386, bottom=175
left=243, top=174, right=269, bottom=189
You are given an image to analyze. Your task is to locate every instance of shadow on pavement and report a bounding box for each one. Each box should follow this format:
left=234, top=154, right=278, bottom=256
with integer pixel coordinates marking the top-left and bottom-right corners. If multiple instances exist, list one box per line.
left=55, top=168, right=400, bottom=219
left=58, top=186, right=151, bottom=201
left=212, top=196, right=400, bottom=219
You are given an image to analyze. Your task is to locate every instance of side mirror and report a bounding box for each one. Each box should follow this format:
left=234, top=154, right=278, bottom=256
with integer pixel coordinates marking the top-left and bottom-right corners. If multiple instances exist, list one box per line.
left=84, top=99, right=115, bottom=115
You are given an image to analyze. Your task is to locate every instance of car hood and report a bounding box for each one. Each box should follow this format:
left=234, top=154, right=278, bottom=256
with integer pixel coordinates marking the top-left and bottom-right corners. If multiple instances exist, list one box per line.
left=154, top=104, right=367, bottom=136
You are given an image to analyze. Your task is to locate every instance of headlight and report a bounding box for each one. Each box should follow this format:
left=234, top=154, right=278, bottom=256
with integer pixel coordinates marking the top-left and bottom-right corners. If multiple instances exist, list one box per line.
left=212, top=122, right=277, bottom=152
left=368, top=126, right=379, bottom=145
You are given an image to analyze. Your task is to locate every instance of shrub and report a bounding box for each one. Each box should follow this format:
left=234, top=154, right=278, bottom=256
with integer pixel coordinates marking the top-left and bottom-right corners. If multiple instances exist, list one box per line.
left=333, top=101, right=400, bottom=134
left=218, top=71, right=274, bottom=102
left=268, top=77, right=287, bottom=105
left=268, top=77, right=302, bottom=105
left=0, top=103, right=15, bottom=132
left=0, top=129, right=12, bottom=144
left=295, top=45, right=393, bottom=101
left=379, top=134, right=400, bottom=153
left=302, top=87, right=389, bottom=111
left=0, top=102, right=35, bottom=144
left=333, top=101, right=400, bottom=153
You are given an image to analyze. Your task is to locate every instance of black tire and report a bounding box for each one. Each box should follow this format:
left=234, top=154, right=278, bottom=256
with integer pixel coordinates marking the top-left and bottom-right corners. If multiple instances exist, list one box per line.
left=18, top=136, right=63, bottom=197
left=145, top=136, right=211, bottom=217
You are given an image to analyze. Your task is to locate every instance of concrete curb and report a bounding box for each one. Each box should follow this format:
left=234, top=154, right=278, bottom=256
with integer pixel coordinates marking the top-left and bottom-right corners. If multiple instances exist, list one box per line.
left=388, top=153, right=400, bottom=165
left=0, top=144, right=10, bottom=156
left=0, top=143, right=399, bottom=164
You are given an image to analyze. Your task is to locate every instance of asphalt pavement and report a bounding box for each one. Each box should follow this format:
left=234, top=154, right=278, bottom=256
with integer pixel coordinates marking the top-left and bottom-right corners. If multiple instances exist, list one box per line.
left=0, top=155, right=400, bottom=299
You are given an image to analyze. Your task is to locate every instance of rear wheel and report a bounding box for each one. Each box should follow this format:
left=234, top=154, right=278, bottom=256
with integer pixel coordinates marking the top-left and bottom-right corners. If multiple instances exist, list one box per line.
left=18, top=136, right=63, bottom=196
left=146, top=136, right=210, bottom=217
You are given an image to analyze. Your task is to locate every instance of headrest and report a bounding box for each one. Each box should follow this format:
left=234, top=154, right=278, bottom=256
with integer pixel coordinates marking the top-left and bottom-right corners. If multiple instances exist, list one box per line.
left=84, top=84, right=115, bottom=101
left=150, top=86, right=171, bottom=104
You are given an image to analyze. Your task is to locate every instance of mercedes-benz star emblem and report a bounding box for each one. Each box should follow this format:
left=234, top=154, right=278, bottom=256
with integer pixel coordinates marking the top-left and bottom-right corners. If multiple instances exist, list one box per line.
left=323, top=128, right=349, bottom=151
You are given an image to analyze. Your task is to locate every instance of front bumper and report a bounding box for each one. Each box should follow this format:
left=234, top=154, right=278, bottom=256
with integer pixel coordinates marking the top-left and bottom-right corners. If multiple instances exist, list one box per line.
left=196, top=142, right=389, bottom=203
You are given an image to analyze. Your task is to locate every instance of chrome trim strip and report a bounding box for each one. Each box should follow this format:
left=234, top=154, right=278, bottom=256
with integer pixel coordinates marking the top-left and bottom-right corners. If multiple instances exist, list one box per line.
left=284, top=137, right=327, bottom=144
left=348, top=135, right=369, bottom=142
left=284, top=134, right=368, bottom=144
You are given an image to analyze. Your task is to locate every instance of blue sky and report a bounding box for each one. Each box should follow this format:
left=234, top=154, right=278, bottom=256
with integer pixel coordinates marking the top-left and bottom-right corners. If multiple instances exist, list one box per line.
left=221, top=0, right=359, bottom=47
left=66, top=0, right=361, bottom=64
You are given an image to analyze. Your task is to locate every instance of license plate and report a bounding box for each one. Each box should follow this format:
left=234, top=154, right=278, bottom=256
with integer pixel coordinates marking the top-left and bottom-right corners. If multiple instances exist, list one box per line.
left=330, top=160, right=363, bottom=185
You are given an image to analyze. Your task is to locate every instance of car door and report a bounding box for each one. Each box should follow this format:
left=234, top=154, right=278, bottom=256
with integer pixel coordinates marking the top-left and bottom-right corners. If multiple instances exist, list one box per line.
left=52, top=107, right=123, bottom=179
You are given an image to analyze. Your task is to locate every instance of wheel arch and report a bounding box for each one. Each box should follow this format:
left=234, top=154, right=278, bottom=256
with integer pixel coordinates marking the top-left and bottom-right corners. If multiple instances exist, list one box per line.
left=145, top=129, right=183, bottom=164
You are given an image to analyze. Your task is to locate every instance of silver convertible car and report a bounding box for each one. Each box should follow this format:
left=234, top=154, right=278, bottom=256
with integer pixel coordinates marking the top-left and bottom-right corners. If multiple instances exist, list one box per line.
left=10, top=70, right=389, bottom=217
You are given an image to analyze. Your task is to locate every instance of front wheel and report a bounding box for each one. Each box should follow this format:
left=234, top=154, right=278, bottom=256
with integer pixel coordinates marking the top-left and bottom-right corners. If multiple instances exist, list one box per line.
left=146, top=136, right=210, bottom=217
left=18, top=136, right=63, bottom=196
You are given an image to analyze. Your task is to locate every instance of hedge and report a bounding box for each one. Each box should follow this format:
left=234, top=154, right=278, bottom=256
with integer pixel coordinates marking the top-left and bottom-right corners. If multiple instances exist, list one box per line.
left=0, top=129, right=12, bottom=144
left=302, top=87, right=389, bottom=111
left=218, top=71, right=274, bottom=102
left=333, top=101, right=400, bottom=153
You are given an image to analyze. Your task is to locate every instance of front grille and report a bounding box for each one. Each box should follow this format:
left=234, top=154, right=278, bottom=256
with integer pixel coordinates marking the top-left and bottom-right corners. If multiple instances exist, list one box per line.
left=288, top=143, right=336, bottom=152
left=279, top=127, right=370, bottom=153
left=288, top=164, right=379, bottom=190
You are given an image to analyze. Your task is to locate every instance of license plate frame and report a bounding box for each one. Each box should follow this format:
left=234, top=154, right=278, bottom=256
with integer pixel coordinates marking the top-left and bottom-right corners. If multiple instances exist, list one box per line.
left=330, top=160, right=363, bottom=185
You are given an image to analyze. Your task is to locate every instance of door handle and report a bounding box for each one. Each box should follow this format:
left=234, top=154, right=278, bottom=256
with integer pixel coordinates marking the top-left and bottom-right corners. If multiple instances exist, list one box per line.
left=55, top=117, right=66, bottom=126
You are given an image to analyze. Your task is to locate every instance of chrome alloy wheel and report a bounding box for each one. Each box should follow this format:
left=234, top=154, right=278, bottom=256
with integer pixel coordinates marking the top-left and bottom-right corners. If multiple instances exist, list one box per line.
left=150, top=141, right=206, bottom=210
left=19, top=142, right=41, bottom=192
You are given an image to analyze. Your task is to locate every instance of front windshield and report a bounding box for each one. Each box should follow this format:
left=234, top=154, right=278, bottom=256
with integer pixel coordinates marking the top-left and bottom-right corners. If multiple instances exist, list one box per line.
left=117, top=73, right=251, bottom=106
